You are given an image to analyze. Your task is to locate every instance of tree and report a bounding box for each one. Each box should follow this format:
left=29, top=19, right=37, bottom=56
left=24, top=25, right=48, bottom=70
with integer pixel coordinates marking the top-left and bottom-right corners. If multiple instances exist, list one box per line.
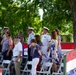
left=0, top=0, right=42, bottom=38
left=0, top=0, right=73, bottom=42
left=38, top=0, right=72, bottom=33
left=68, top=0, right=76, bottom=48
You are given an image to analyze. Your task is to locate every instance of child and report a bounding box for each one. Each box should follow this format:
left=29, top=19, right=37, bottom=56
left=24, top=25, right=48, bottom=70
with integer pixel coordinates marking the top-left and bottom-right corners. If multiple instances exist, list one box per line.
left=30, top=39, right=42, bottom=75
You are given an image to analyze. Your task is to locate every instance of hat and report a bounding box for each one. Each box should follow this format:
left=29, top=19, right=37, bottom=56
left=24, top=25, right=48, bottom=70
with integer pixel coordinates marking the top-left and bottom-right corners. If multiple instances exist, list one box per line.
left=3, top=26, right=9, bottom=29
left=43, top=26, right=49, bottom=31
left=28, top=27, right=34, bottom=30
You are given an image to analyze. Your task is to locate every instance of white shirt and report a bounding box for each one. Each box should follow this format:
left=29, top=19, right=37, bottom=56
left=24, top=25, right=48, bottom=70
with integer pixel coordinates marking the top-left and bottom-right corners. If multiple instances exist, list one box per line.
left=13, top=42, right=22, bottom=57
left=41, top=33, right=51, bottom=46
left=27, top=32, right=35, bottom=45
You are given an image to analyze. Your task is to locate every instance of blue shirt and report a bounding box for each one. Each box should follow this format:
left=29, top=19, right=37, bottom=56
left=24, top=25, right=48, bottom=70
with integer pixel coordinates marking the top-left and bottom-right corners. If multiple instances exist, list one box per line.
left=2, top=38, right=9, bottom=52
left=30, top=45, right=40, bottom=59
left=38, top=42, right=43, bottom=47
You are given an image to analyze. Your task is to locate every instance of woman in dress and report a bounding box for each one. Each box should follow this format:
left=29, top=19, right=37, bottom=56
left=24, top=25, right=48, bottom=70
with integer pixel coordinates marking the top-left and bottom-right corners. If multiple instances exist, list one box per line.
left=55, top=28, right=62, bottom=60
left=50, top=30, right=59, bottom=72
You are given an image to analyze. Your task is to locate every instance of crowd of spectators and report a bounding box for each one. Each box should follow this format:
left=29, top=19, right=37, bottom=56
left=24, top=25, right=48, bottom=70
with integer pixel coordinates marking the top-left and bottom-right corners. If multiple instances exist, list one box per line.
left=0, top=26, right=62, bottom=75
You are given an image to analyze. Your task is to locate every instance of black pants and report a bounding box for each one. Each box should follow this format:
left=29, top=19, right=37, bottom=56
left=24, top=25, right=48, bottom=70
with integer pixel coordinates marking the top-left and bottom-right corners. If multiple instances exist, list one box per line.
left=28, top=47, right=32, bottom=69
left=2, top=50, right=12, bottom=60
left=28, top=47, right=32, bottom=61
left=0, top=45, right=2, bottom=52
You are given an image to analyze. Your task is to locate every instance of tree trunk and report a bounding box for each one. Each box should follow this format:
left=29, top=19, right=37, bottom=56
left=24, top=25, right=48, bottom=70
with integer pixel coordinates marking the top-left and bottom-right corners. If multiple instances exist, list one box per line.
left=68, top=0, right=76, bottom=48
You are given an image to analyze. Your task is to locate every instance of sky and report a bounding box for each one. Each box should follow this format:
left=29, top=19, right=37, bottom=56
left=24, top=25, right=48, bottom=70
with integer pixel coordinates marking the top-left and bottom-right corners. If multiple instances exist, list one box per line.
left=39, top=8, right=43, bottom=20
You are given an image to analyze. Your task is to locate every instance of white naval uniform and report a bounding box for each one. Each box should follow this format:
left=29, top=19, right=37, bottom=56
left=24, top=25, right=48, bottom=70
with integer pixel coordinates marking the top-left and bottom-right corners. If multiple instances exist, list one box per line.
left=41, top=33, right=51, bottom=54
left=41, top=33, right=51, bottom=62
left=27, top=32, right=35, bottom=45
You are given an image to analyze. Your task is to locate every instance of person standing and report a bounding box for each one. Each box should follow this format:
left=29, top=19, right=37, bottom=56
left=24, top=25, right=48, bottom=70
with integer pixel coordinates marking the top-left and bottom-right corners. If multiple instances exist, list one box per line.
left=35, top=35, right=43, bottom=71
left=30, top=39, right=42, bottom=75
left=1, top=26, right=9, bottom=39
left=35, top=35, right=43, bottom=50
left=40, top=27, right=51, bottom=62
left=49, top=31, right=59, bottom=72
left=55, top=28, right=62, bottom=60
left=1, top=27, right=9, bottom=53
left=27, top=27, right=35, bottom=45
left=27, top=27, right=35, bottom=61
left=18, top=31, right=24, bottom=44
left=13, top=36, right=22, bottom=75
left=0, top=35, right=2, bottom=52
left=1, top=31, right=13, bottom=60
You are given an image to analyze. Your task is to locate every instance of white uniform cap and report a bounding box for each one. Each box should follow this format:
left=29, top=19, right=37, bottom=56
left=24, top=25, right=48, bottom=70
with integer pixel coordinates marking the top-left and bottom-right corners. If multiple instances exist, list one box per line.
left=43, top=26, right=49, bottom=31
left=4, top=26, right=9, bottom=29
left=28, top=27, right=34, bottom=30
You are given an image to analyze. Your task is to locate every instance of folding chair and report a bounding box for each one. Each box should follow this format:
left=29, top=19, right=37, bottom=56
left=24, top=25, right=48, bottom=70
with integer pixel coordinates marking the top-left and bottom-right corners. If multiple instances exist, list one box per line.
left=22, top=61, right=32, bottom=75
left=52, top=56, right=64, bottom=75
left=22, top=61, right=53, bottom=75
left=22, top=45, right=53, bottom=75
left=1, top=60, right=11, bottom=75
left=37, top=62, right=53, bottom=75
left=21, top=43, right=29, bottom=75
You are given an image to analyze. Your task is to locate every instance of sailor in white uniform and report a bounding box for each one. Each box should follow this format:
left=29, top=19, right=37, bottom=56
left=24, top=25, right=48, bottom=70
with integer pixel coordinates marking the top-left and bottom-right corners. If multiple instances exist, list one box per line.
left=41, top=27, right=51, bottom=62
left=27, top=27, right=35, bottom=62
left=27, top=27, right=35, bottom=45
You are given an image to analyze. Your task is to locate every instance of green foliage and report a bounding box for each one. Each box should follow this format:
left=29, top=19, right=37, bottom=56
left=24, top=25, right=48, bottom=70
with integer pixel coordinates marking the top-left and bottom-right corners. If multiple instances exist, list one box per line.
left=0, top=0, right=72, bottom=40
left=39, top=0, right=72, bottom=33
